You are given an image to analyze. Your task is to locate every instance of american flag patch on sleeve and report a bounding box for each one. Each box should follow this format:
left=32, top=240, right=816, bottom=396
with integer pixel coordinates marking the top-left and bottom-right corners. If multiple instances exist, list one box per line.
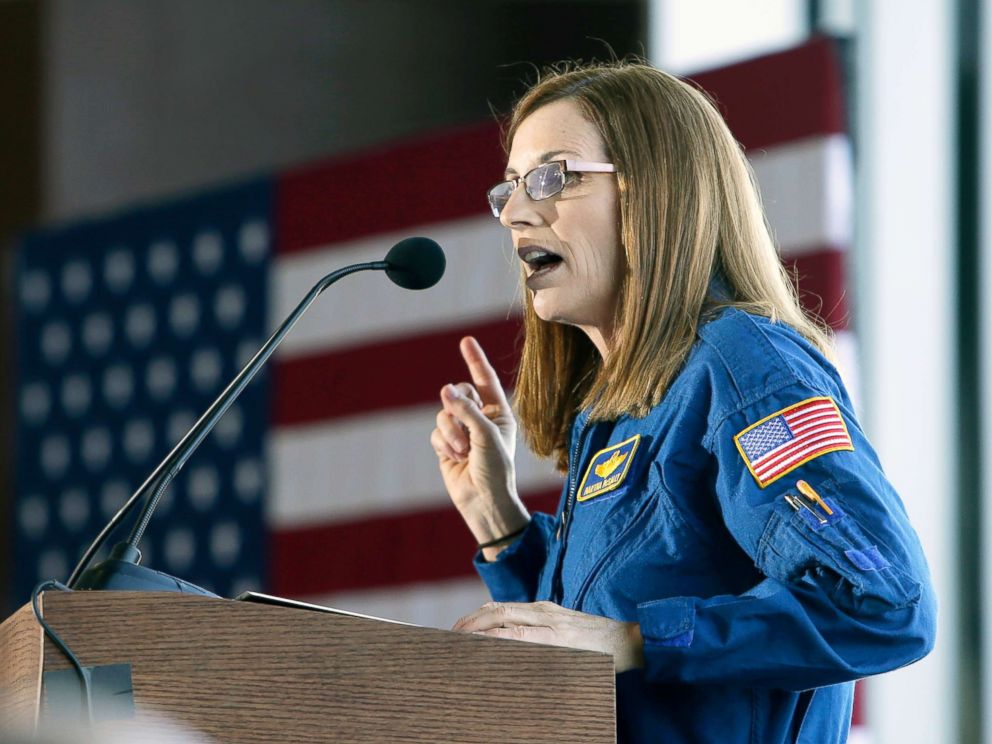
left=733, top=396, right=854, bottom=488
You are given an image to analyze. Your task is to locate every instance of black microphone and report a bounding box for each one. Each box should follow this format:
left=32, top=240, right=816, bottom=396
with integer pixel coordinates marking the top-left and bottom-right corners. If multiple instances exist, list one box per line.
left=385, top=236, right=446, bottom=289
left=68, top=237, right=445, bottom=593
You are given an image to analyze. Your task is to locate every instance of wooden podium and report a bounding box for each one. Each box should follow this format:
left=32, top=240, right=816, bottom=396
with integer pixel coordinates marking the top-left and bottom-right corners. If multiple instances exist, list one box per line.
left=0, top=591, right=615, bottom=742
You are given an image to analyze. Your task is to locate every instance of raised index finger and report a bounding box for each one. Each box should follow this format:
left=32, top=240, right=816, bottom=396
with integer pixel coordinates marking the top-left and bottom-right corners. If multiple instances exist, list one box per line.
left=459, top=336, right=509, bottom=409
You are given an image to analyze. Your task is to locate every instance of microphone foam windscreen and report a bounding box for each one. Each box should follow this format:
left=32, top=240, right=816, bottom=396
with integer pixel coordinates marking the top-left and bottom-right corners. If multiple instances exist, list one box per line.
left=384, top=237, right=446, bottom=289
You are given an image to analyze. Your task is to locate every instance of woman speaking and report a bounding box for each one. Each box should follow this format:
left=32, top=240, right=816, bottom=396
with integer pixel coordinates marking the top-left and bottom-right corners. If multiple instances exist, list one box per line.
left=430, top=61, right=936, bottom=743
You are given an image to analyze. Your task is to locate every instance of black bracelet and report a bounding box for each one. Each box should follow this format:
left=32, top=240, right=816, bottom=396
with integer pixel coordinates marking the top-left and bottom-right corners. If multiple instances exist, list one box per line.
left=478, top=524, right=528, bottom=549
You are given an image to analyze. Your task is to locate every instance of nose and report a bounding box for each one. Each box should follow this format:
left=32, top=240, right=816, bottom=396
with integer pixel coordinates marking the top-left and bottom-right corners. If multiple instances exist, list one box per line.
left=499, top=182, right=544, bottom=229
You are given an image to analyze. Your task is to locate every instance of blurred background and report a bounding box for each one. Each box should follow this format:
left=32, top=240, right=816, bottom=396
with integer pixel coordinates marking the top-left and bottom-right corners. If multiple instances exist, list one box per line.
left=0, top=0, right=984, bottom=741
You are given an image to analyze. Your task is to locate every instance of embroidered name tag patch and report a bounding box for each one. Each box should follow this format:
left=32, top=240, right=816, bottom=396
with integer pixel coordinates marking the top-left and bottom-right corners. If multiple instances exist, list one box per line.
left=734, top=397, right=853, bottom=488
left=577, top=435, right=640, bottom=502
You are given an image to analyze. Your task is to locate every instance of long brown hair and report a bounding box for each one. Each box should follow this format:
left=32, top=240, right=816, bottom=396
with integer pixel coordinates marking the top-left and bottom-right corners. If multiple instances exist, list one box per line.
left=509, top=61, right=835, bottom=471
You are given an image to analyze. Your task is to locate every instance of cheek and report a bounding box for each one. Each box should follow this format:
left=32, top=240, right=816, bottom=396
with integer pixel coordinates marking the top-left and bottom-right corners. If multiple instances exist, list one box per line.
left=606, top=204, right=625, bottom=282
left=589, top=215, right=625, bottom=282
left=553, top=188, right=623, bottom=288
left=558, top=205, right=621, bottom=264
left=586, top=192, right=622, bottom=267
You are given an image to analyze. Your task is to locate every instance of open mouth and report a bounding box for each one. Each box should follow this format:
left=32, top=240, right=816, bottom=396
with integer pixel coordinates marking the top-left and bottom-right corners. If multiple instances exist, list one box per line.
left=519, top=247, right=564, bottom=275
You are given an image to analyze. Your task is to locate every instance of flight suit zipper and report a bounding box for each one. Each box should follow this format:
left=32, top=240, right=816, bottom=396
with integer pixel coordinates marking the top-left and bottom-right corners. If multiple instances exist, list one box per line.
left=557, top=421, right=587, bottom=540
left=551, top=413, right=591, bottom=602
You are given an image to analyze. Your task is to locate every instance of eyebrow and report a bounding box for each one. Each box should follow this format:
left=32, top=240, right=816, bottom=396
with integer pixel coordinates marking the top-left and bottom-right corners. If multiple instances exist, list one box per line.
left=504, top=149, right=580, bottom=178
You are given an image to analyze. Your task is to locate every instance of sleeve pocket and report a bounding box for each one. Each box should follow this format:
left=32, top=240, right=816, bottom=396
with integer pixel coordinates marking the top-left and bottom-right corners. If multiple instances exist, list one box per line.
left=755, top=494, right=922, bottom=614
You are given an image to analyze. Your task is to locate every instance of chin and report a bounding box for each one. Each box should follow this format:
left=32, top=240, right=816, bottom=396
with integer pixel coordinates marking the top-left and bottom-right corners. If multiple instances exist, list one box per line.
left=532, top=305, right=581, bottom=330
left=530, top=297, right=564, bottom=325
left=530, top=291, right=603, bottom=329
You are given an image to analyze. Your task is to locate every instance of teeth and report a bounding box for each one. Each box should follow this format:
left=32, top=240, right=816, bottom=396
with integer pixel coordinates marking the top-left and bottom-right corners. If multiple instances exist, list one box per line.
left=523, top=250, right=550, bottom=262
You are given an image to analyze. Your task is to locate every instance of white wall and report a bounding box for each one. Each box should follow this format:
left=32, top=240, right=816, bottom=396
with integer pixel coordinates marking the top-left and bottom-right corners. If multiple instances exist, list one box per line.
left=855, top=1, right=957, bottom=741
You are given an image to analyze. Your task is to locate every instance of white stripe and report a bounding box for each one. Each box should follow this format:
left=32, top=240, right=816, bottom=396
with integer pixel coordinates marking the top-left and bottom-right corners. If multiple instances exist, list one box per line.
left=787, top=418, right=844, bottom=436
left=753, top=426, right=847, bottom=468
left=754, top=427, right=848, bottom=469
left=270, top=403, right=563, bottom=527
left=785, top=405, right=837, bottom=425
left=755, top=436, right=853, bottom=477
left=785, top=399, right=834, bottom=413
left=747, top=430, right=803, bottom=465
left=754, top=437, right=848, bottom=478
left=743, top=404, right=839, bottom=465
left=783, top=401, right=836, bottom=422
left=785, top=402, right=838, bottom=420
left=748, top=134, right=853, bottom=257
left=847, top=725, right=872, bottom=744
left=271, top=135, right=849, bottom=360
left=783, top=413, right=839, bottom=434
left=272, top=216, right=519, bottom=359
left=746, top=410, right=836, bottom=465
left=297, top=576, right=491, bottom=630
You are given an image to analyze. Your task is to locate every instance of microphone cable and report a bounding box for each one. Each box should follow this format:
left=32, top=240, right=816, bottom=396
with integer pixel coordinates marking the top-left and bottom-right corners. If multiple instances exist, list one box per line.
left=31, top=580, right=94, bottom=727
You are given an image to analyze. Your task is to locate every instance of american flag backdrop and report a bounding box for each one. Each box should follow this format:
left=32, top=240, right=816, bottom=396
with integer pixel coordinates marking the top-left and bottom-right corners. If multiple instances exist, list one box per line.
left=8, top=36, right=864, bottom=733
left=14, top=181, right=274, bottom=603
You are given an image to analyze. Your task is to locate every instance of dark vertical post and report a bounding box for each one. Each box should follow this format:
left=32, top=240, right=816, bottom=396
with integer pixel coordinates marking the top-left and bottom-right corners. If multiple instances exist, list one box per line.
left=0, top=0, right=42, bottom=613
left=806, top=0, right=823, bottom=34
left=956, top=0, right=982, bottom=740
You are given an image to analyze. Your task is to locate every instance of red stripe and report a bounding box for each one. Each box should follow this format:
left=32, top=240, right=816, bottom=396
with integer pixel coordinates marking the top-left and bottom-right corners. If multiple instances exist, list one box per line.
left=754, top=432, right=843, bottom=477
left=270, top=244, right=844, bottom=427
left=785, top=402, right=834, bottom=417
left=852, top=680, right=866, bottom=725
left=275, top=38, right=846, bottom=255
left=786, top=410, right=836, bottom=426
left=756, top=439, right=850, bottom=481
left=272, top=317, right=522, bottom=427
left=690, top=37, right=846, bottom=151
left=785, top=411, right=841, bottom=430
left=757, top=439, right=852, bottom=482
left=269, top=487, right=562, bottom=596
left=783, top=399, right=834, bottom=416
left=276, top=121, right=505, bottom=254
left=789, top=414, right=842, bottom=439
left=787, top=418, right=841, bottom=436
left=784, top=405, right=836, bottom=423
left=754, top=426, right=847, bottom=470
left=783, top=247, right=850, bottom=330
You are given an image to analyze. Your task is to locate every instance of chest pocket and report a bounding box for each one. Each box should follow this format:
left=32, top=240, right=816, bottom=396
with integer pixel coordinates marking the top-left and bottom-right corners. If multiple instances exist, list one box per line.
left=755, top=481, right=922, bottom=614
left=568, top=465, right=729, bottom=616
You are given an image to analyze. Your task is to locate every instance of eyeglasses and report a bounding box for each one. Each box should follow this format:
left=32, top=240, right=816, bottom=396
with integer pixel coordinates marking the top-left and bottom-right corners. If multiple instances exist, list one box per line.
left=486, top=159, right=616, bottom=218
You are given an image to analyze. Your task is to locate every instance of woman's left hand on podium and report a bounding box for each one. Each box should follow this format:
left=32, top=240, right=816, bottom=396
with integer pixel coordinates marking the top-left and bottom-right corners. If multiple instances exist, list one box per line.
left=453, top=600, right=645, bottom=673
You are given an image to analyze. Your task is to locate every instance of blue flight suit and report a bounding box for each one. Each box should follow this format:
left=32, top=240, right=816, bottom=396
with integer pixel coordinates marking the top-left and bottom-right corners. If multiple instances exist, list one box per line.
left=475, top=309, right=937, bottom=743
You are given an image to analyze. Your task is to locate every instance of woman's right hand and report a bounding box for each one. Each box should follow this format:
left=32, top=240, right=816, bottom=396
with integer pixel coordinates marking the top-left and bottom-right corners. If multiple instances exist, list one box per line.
left=430, top=337, right=529, bottom=549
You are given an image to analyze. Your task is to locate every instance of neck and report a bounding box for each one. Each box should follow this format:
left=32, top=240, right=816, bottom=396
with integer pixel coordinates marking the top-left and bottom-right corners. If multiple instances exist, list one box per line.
left=579, top=324, right=613, bottom=362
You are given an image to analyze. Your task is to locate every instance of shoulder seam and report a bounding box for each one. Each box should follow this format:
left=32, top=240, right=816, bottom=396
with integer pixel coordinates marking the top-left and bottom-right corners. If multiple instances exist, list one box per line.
left=704, top=377, right=807, bottom=451
left=699, top=313, right=830, bottom=451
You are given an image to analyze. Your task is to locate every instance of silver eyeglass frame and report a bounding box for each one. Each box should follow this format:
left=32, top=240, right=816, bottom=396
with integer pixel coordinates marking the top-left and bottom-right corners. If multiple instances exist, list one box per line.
left=486, top=159, right=616, bottom=218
